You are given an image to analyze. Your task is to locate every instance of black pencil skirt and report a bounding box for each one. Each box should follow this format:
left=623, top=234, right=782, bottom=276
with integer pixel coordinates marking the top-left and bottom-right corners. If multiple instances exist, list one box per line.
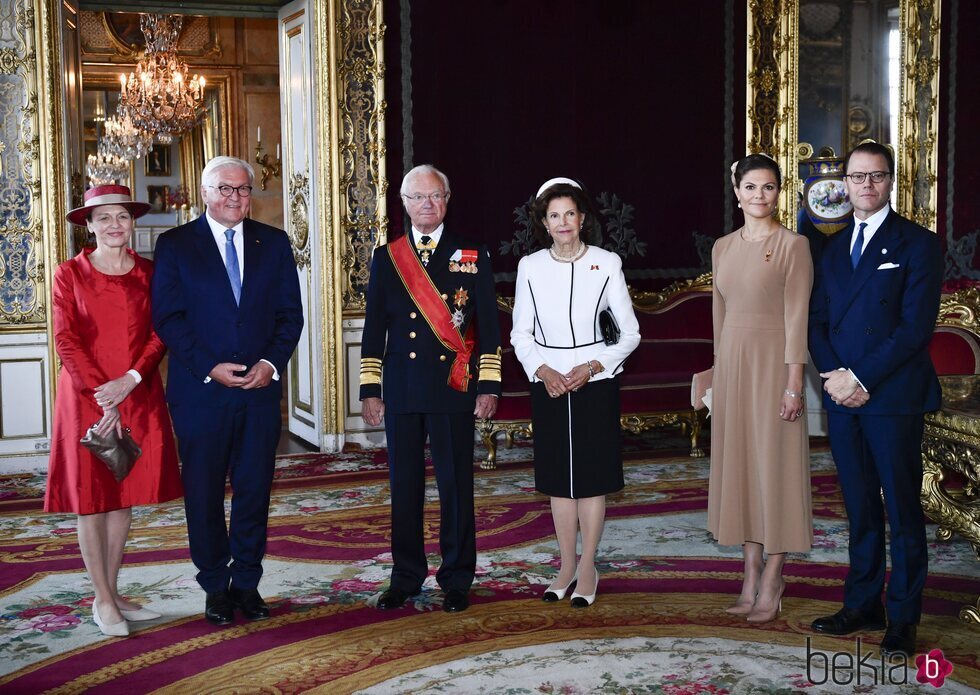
left=530, top=376, right=625, bottom=499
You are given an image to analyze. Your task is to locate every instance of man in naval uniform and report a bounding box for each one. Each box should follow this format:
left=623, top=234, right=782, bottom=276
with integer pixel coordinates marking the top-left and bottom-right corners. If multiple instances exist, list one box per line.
left=360, top=164, right=502, bottom=613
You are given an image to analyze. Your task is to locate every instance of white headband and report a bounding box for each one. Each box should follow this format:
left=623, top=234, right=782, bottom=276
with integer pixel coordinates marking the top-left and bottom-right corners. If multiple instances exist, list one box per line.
left=535, top=177, right=581, bottom=199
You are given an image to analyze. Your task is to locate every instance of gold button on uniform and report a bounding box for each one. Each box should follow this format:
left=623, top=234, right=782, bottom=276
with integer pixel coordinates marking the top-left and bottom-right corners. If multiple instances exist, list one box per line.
left=409, top=352, right=417, bottom=359
left=439, top=355, right=447, bottom=361
left=409, top=331, right=417, bottom=339
left=410, top=312, right=417, bottom=319
left=441, top=293, right=448, bottom=300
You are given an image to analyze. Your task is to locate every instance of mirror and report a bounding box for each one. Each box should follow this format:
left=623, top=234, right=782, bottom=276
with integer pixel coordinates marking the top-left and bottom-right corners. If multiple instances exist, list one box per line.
left=798, top=0, right=901, bottom=157
left=77, top=13, right=231, bottom=256
left=746, top=0, right=941, bottom=231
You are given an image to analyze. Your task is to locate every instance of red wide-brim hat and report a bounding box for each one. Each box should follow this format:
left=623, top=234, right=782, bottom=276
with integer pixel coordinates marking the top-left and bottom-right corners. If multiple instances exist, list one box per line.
left=66, top=185, right=152, bottom=226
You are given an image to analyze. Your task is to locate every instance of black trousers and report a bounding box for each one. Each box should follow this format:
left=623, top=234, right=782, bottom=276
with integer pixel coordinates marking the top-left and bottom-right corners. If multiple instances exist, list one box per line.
left=384, top=411, right=476, bottom=593
left=171, top=399, right=281, bottom=594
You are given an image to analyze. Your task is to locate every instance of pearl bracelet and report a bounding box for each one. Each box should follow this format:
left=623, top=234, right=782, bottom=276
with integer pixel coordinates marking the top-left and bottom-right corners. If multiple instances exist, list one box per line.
left=784, top=389, right=802, bottom=398
left=587, top=361, right=595, bottom=378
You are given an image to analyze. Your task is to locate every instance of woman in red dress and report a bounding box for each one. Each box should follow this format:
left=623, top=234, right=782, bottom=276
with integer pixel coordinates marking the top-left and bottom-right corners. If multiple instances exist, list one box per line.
left=45, top=185, right=182, bottom=637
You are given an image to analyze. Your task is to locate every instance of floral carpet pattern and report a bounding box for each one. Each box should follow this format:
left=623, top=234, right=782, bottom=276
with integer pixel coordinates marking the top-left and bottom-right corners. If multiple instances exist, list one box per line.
left=0, top=435, right=977, bottom=693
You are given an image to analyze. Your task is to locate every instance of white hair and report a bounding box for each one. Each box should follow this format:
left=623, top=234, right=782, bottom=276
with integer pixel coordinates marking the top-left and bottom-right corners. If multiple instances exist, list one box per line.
left=400, top=164, right=450, bottom=195
left=202, top=156, right=255, bottom=187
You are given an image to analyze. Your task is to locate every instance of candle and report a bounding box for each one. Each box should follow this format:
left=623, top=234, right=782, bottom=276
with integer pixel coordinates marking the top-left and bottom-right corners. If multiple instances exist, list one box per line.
left=257, top=126, right=261, bottom=144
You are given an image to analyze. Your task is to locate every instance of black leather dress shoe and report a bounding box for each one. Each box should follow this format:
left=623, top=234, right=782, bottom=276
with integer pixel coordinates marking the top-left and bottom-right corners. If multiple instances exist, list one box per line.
left=811, top=606, right=887, bottom=635
left=443, top=589, right=469, bottom=613
left=881, top=622, right=917, bottom=657
left=377, top=588, right=411, bottom=610
left=229, top=587, right=270, bottom=621
left=205, top=591, right=235, bottom=626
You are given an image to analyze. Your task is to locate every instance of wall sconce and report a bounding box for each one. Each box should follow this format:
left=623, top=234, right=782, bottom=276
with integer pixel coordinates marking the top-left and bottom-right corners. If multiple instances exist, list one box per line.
left=254, top=126, right=282, bottom=190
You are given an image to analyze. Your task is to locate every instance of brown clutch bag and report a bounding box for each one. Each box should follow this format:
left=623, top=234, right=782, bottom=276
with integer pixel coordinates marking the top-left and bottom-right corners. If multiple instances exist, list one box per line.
left=80, top=424, right=142, bottom=482
left=691, top=368, right=713, bottom=410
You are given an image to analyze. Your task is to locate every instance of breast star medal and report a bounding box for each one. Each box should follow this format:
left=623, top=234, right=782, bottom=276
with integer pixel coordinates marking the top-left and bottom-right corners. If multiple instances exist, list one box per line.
left=450, top=287, right=469, bottom=328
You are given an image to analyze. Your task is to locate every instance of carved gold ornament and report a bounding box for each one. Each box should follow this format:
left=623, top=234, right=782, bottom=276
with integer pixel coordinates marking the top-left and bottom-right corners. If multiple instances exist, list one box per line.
left=288, top=172, right=311, bottom=269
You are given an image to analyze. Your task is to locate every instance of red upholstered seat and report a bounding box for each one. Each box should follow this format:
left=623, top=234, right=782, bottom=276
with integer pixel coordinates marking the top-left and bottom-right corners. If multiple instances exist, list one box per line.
left=929, top=327, right=980, bottom=376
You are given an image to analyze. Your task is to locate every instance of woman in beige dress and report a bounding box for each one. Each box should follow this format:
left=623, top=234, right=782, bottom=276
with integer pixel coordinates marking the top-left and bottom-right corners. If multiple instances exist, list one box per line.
left=707, top=154, right=813, bottom=622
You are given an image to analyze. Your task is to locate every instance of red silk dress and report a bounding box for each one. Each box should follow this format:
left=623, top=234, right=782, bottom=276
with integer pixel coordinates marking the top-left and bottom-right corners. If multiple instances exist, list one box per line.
left=44, top=249, right=183, bottom=514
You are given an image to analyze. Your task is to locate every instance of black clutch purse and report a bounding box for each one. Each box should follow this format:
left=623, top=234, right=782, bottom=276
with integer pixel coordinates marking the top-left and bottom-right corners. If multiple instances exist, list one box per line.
left=598, top=308, right=620, bottom=345
left=80, top=425, right=142, bottom=482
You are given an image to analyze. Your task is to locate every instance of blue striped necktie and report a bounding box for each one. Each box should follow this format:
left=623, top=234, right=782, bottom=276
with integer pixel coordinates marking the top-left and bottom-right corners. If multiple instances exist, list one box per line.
left=851, top=222, right=867, bottom=270
left=224, top=228, right=242, bottom=304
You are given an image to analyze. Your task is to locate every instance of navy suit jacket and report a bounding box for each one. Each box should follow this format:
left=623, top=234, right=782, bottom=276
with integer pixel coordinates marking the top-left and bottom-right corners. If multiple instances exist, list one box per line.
left=808, top=208, right=942, bottom=415
left=358, top=231, right=502, bottom=414
left=151, top=215, right=304, bottom=406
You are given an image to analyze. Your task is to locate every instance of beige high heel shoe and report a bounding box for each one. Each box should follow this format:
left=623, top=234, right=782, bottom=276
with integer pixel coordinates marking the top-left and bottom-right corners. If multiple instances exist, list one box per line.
left=92, top=601, right=130, bottom=637
left=746, top=581, right=784, bottom=623
left=725, top=598, right=756, bottom=616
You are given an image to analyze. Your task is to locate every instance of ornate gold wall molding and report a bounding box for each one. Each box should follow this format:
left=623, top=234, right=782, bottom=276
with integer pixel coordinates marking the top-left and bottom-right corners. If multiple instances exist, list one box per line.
left=0, top=1, right=43, bottom=329
left=897, top=0, right=941, bottom=230
left=0, top=0, right=68, bottom=334
left=309, top=0, right=386, bottom=438
left=288, top=172, right=311, bottom=268
left=336, top=0, right=386, bottom=313
left=745, top=0, right=798, bottom=230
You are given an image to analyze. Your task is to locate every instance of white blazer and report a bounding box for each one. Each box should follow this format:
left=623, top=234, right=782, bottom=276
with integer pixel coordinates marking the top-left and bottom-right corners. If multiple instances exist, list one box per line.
left=510, top=246, right=641, bottom=381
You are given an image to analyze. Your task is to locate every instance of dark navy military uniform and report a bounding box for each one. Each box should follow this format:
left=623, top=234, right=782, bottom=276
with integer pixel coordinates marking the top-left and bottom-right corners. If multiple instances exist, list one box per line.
left=360, top=230, right=501, bottom=594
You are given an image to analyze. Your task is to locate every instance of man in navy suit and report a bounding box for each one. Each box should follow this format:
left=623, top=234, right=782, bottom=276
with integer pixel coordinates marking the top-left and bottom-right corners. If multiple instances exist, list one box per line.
left=360, top=164, right=502, bottom=613
left=808, top=142, right=942, bottom=657
left=152, top=156, right=303, bottom=626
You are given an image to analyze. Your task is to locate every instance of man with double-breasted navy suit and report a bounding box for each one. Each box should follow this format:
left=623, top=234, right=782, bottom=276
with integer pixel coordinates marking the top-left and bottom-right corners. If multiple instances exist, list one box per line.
left=808, top=142, right=942, bottom=657
left=360, top=164, right=502, bottom=613
left=152, top=156, right=303, bottom=626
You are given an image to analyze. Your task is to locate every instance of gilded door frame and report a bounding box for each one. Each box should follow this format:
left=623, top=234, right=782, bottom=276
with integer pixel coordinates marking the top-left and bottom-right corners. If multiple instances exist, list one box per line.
left=745, top=0, right=942, bottom=231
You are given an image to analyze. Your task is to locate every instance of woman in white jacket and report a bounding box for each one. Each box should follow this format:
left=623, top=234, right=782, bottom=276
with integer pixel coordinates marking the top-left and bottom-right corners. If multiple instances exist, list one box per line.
left=510, top=177, right=641, bottom=607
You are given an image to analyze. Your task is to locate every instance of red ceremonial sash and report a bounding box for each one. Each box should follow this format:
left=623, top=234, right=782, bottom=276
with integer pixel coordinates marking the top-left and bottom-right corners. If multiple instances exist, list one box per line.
left=388, top=235, right=475, bottom=392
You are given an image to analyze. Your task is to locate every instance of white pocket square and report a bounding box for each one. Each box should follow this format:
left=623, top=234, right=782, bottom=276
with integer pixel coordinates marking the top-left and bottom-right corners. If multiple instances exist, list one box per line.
left=877, top=262, right=900, bottom=270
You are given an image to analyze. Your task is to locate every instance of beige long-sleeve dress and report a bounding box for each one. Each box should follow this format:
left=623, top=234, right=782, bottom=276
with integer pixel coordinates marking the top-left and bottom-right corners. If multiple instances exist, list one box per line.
left=707, top=227, right=814, bottom=553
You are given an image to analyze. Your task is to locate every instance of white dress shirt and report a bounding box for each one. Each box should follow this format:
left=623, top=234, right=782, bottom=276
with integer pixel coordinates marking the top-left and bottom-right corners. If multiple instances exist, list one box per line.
left=201, top=212, right=279, bottom=382
left=205, top=213, right=245, bottom=283
left=849, top=204, right=890, bottom=256
left=412, top=223, right=444, bottom=247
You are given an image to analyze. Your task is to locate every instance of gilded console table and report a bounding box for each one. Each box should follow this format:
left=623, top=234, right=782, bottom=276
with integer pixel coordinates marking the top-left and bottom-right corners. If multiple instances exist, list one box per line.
left=922, top=375, right=980, bottom=625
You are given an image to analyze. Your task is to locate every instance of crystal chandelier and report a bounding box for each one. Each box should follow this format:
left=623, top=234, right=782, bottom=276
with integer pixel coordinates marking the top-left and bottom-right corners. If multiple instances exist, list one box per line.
left=86, top=149, right=129, bottom=186
left=118, top=14, right=206, bottom=142
left=101, top=108, right=153, bottom=162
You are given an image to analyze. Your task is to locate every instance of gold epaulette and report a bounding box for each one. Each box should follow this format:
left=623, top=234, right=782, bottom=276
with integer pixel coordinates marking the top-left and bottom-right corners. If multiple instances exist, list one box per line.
left=359, top=357, right=382, bottom=386
left=478, top=348, right=502, bottom=382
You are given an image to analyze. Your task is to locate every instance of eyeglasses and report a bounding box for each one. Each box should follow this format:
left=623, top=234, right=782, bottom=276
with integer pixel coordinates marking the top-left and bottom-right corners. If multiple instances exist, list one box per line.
left=208, top=184, right=254, bottom=198
left=401, top=192, right=449, bottom=203
left=844, top=171, right=890, bottom=184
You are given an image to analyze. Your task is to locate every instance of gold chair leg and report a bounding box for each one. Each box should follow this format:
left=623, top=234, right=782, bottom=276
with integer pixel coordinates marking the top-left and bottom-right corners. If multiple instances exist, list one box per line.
left=477, top=418, right=498, bottom=470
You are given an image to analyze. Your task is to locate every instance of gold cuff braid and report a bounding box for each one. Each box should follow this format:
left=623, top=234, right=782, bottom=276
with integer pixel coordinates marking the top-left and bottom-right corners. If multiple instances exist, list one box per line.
left=360, top=357, right=382, bottom=386
left=478, top=348, right=502, bottom=382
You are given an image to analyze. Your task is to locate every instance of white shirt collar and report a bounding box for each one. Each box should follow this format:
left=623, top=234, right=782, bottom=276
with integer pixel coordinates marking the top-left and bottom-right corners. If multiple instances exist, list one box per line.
left=412, top=224, right=444, bottom=246
left=205, top=212, right=244, bottom=239
left=851, top=205, right=890, bottom=250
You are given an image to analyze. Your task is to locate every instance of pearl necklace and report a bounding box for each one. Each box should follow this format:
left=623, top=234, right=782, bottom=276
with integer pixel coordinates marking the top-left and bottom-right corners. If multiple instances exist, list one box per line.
left=549, top=242, right=587, bottom=263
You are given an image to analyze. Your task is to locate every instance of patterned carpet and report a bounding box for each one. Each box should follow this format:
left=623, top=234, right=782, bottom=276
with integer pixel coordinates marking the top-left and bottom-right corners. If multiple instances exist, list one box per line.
left=1, top=434, right=977, bottom=693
